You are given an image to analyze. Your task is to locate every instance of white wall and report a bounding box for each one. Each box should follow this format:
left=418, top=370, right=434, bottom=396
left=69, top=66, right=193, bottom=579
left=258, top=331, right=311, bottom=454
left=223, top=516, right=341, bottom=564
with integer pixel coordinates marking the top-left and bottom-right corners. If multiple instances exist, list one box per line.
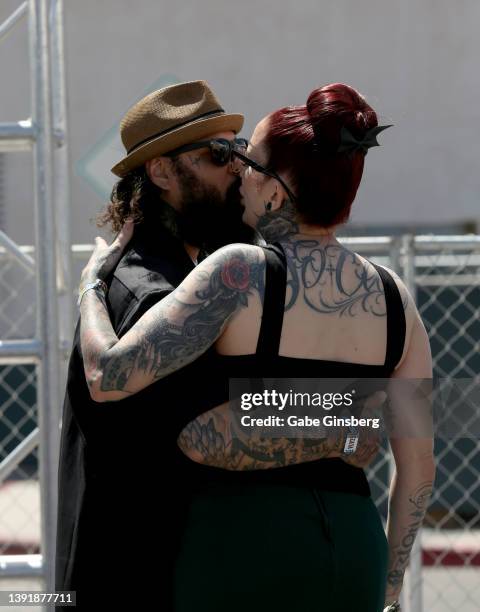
left=0, top=0, right=479, bottom=245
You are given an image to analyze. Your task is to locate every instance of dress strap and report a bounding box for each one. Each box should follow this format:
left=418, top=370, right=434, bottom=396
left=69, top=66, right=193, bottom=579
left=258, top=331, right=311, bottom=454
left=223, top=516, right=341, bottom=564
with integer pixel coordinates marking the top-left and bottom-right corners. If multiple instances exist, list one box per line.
left=371, top=263, right=407, bottom=371
left=255, top=243, right=287, bottom=356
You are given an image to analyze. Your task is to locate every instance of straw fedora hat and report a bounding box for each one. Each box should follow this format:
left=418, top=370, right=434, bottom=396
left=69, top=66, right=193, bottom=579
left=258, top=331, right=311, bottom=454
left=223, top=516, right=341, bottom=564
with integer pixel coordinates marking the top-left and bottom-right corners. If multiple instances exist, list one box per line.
left=111, top=80, right=244, bottom=177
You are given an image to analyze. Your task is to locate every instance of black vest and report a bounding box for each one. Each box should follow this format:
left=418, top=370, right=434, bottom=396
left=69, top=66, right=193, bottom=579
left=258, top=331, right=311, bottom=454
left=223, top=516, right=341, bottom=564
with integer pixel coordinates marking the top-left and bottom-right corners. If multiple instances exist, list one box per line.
left=55, top=220, right=215, bottom=610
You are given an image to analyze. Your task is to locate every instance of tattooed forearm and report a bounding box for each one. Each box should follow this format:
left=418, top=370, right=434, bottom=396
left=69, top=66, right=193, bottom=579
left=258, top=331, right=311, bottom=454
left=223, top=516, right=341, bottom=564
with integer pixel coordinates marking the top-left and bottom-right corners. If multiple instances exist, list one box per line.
left=80, top=289, right=121, bottom=392
left=385, top=474, right=434, bottom=600
left=177, top=400, right=381, bottom=471
left=80, top=245, right=265, bottom=400
left=177, top=404, right=342, bottom=470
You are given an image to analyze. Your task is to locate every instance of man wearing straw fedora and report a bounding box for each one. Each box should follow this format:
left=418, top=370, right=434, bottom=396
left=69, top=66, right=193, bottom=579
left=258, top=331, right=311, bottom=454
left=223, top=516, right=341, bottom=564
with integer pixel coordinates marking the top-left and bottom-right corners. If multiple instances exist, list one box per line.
left=55, top=80, right=256, bottom=610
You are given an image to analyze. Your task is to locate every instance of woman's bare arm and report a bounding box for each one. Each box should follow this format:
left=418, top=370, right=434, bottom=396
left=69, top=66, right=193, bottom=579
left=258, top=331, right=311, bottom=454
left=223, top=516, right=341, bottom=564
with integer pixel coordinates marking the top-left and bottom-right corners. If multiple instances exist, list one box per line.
left=384, top=311, right=435, bottom=607
left=80, top=243, right=265, bottom=402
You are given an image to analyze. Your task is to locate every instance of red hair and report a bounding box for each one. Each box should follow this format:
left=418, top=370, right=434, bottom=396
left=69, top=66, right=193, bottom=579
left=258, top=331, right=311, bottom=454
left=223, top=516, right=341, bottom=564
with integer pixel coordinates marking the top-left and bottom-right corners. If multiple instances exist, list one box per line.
left=263, top=83, right=378, bottom=228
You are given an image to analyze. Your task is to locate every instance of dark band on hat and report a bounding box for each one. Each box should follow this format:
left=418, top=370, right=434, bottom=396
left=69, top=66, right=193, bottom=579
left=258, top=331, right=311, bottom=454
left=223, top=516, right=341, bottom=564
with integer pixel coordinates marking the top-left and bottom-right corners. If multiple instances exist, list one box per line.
left=127, top=108, right=225, bottom=154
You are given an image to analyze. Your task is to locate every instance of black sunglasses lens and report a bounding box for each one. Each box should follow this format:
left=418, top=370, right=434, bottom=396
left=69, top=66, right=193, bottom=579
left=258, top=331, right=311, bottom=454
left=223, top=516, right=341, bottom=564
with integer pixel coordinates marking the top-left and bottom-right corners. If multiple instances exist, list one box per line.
left=234, top=138, right=248, bottom=150
left=209, top=140, right=231, bottom=165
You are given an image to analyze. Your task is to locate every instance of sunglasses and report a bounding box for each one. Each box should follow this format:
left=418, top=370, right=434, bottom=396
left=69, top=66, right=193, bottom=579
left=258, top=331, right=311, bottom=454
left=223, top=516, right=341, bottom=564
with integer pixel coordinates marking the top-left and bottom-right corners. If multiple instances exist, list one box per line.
left=233, top=150, right=297, bottom=203
left=166, top=137, right=249, bottom=166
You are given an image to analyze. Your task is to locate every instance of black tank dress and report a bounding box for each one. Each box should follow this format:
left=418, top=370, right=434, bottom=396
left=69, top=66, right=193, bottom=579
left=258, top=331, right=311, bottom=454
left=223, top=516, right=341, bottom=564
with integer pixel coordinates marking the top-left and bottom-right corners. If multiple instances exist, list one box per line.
left=170, top=242, right=406, bottom=612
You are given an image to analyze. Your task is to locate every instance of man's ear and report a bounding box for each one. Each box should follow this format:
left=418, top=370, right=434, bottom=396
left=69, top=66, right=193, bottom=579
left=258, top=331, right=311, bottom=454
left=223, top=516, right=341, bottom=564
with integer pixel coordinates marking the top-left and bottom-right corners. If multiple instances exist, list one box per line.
left=145, top=157, right=174, bottom=190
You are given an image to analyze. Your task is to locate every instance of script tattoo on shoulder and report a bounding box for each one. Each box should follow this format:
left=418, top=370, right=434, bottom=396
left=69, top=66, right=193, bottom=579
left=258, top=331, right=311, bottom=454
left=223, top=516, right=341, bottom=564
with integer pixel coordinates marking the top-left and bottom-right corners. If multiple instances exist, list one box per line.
left=98, top=247, right=266, bottom=392
left=282, top=240, right=392, bottom=316
left=254, top=197, right=408, bottom=317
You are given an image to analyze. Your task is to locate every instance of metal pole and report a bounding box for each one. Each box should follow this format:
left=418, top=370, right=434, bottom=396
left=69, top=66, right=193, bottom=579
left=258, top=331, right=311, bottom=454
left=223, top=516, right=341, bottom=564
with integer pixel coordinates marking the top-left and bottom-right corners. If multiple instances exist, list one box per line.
left=0, top=428, right=39, bottom=485
left=0, top=339, right=42, bottom=363
left=49, top=1, right=72, bottom=594
left=387, top=235, right=408, bottom=611
left=414, top=235, right=480, bottom=250
left=0, top=230, right=35, bottom=272
left=50, top=0, right=73, bottom=346
left=28, top=0, right=60, bottom=600
left=0, top=120, right=35, bottom=152
left=401, top=234, right=423, bottom=612
left=0, top=1, right=28, bottom=41
left=0, top=555, right=43, bottom=578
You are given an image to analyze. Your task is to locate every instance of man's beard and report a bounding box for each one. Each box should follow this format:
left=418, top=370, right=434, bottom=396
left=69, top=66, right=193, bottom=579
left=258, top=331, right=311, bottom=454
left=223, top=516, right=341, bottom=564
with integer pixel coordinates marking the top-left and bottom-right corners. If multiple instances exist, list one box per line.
left=173, top=160, right=257, bottom=252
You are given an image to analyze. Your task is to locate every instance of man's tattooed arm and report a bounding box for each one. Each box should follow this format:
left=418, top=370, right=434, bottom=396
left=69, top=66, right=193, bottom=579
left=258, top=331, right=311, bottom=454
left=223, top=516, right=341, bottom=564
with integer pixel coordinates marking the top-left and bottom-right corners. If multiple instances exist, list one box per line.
left=177, top=396, right=383, bottom=471
left=177, top=402, right=344, bottom=470
left=80, top=244, right=265, bottom=402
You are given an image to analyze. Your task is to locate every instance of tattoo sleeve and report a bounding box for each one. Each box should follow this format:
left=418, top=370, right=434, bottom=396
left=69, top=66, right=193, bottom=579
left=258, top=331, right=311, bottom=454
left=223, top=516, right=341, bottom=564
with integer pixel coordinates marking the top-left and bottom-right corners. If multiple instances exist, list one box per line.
left=80, top=245, right=265, bottom=401
left=177, top=401, right=345, bottom=470
left=385, top=467, right=435, bottom=600
left=177, top=395, right=384, bottom=471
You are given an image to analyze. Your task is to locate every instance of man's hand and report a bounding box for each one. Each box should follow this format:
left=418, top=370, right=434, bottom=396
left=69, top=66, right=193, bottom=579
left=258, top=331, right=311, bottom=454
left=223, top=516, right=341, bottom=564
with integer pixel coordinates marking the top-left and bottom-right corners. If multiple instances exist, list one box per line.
left=80, top=218, right=134, bottom=287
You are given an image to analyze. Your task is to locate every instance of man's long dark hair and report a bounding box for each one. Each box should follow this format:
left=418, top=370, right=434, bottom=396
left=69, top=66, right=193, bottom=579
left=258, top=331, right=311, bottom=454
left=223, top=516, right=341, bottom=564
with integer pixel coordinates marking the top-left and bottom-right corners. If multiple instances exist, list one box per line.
left=97, top=166, right=160, bottom=233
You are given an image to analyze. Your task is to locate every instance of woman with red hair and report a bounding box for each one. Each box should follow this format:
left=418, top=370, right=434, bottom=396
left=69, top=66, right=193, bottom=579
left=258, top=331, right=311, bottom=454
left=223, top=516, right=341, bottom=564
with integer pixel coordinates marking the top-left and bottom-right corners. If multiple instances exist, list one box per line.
left=78, top=83, right=434, bottom=612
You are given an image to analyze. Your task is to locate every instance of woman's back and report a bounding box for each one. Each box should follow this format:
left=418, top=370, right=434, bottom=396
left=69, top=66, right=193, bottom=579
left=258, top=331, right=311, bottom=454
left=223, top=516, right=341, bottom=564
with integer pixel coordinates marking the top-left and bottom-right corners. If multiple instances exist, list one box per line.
left=172, top=237, right=410, bottom=492
left=216, top=236, right=413, bottom=370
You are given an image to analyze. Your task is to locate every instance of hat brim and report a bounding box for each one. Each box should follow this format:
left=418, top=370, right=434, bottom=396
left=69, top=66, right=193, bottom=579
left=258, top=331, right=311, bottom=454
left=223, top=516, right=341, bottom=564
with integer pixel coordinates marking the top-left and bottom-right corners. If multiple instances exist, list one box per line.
left=111, top=113, right=244, bottom=177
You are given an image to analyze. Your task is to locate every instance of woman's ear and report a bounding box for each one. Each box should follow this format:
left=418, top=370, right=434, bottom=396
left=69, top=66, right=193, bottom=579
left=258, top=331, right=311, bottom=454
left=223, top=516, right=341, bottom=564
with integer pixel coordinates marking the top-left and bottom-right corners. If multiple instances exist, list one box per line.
left=269, top=183, right=286, bottom=212
left=145, top=157, right=173, bottom=190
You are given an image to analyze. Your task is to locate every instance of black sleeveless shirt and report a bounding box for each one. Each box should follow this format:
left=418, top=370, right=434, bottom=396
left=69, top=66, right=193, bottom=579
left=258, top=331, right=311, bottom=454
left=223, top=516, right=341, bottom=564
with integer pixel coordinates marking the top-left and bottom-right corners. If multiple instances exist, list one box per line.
left=174, top=242, right=406, bottom=497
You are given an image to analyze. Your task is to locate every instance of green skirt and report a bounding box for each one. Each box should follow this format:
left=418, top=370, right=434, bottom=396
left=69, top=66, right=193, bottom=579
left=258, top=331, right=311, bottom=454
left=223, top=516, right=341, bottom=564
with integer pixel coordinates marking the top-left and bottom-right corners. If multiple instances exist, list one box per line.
left=174, top=483, right=388, bottom=612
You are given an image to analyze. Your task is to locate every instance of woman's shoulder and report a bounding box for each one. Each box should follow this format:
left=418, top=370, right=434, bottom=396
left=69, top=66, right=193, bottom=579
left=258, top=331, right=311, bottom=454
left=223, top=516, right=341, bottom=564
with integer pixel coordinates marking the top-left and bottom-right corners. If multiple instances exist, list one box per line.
left=189, top=244, right=267, bottom=296
left=352, top=253, right=411, bottom=306
left=355, top=254, right=418, bottom=367
left=205, top=243, right=266, bottom=267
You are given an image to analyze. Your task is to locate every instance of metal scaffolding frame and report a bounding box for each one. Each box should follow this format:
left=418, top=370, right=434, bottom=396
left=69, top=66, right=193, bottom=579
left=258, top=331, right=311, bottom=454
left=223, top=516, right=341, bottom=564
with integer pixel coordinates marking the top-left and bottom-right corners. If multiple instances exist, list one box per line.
left=0, top=0, right=72, bottom=603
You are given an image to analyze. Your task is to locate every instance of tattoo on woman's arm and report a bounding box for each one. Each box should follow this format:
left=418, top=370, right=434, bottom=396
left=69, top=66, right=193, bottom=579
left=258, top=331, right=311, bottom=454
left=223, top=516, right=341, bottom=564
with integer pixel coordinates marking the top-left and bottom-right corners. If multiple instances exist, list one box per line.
left=386, top=480, right=433, bottom=591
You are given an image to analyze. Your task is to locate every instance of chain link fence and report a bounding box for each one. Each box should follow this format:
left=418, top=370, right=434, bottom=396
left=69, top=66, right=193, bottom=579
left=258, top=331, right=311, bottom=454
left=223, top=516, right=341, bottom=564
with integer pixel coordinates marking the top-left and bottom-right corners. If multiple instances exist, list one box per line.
left=412, top=238, right=480, bottom=610
left=1, top=236, right=479, bottom=611
left=0, top=245, right=39, bottom=559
